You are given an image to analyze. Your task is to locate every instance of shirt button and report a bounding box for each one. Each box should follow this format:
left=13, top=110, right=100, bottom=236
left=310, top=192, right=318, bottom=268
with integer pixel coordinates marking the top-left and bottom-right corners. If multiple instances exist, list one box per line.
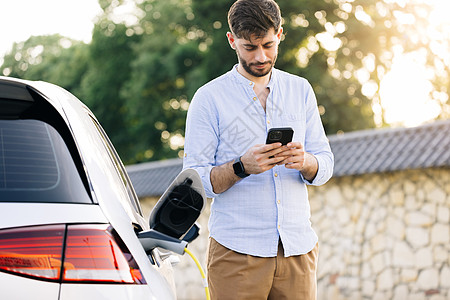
left=278, top=225, right=281, bottom=229
left=277, top=199, right=281, bottom=204
left=252, top=97, right=257, bottom=101
left=274, top=173, right=278, bottom=177
left=249, top=82, right=253, bottom=86
left=267, top=120, right=271, bottom=124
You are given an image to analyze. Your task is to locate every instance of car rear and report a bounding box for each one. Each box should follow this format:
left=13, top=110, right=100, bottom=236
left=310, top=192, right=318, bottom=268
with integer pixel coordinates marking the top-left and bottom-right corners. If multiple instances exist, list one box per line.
left=0, top=77, right=175, bottom=299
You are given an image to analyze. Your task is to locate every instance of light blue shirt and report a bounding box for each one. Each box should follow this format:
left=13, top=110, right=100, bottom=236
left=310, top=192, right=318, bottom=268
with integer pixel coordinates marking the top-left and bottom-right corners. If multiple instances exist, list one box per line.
left=183, top=65, right=334, bottom=257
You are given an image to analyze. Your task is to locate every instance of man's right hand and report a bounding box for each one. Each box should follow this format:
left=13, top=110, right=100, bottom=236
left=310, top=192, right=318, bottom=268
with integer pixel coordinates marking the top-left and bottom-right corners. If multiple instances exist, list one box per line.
left=240, top=142, right=288, bottom=175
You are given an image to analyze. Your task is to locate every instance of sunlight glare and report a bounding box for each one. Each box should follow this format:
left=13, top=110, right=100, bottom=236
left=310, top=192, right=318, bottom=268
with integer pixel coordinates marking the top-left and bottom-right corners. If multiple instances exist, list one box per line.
left=378, top=0, right=449, bottom=127
left=379, top=54, right=441, bottom=127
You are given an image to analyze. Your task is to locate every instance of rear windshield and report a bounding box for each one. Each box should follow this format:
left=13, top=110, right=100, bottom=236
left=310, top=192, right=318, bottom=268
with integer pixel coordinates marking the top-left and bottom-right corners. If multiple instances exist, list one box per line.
left=0, top=119, right=91, bottom=203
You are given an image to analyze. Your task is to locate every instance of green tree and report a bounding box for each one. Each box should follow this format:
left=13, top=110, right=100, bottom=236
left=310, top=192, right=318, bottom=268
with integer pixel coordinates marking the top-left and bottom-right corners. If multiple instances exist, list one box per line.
left=78, top=20, right=140, bottom=160
left=0, top=35, right=89, bottom=95
left=119, top=0, right=205, bottom=162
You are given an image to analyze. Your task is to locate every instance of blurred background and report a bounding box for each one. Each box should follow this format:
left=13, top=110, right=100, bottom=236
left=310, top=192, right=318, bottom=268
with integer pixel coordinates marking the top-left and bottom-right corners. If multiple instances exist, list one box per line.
left=1, top=0, right=449, bottom=164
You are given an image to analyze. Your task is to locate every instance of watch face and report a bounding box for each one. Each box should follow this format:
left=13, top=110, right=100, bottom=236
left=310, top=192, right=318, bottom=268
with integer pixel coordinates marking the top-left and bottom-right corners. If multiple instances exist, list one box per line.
left=233, top=157, right=248, bottom=178
left=233, top=159, right=244, bottom=174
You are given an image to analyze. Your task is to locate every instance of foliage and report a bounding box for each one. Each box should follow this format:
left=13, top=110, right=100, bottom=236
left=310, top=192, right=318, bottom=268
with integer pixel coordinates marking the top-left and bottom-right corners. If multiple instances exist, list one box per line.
left=78, top=20, right=140, bottom=159
left=1, top=35, right=89, bottom=95
left=1, top=0, right=447, bottom=164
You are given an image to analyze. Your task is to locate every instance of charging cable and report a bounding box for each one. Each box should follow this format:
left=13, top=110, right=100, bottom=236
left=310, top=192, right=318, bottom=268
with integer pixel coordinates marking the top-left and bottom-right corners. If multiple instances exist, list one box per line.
left=184, top=248, right=210, bottom=300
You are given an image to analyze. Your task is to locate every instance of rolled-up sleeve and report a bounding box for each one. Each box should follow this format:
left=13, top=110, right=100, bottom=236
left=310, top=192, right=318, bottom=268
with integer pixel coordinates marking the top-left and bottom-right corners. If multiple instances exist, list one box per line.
left=182, top=88, right=220, bottom=198
left=302, top=82, right=334, bottom=186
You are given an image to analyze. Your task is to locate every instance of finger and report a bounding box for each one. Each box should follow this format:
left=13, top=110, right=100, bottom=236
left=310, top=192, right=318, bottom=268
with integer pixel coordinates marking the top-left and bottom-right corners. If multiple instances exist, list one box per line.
left=287, top=142, right=303, bottom=149
left=266, top=146, right=289, bottom=159
left=275, top=147, right=303, bottom=157
left=284, top=162, right=302, bottom=169
left=263, top=142, right=282, bottom=151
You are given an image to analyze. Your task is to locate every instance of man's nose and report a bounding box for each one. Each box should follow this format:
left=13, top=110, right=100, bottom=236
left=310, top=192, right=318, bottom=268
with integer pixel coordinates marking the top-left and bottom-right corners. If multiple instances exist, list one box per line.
left=254, top=46, right=268, bottom=62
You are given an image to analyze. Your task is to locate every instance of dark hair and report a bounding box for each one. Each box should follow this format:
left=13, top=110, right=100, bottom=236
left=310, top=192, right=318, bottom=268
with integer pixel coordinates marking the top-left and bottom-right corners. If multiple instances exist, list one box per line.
left=227, top=0, right=282, bottom=40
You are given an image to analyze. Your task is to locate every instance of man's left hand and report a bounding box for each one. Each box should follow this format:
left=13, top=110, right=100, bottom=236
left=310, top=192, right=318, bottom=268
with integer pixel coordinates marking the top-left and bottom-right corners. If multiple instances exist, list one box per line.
left=275, top=142, right=318, bottom=181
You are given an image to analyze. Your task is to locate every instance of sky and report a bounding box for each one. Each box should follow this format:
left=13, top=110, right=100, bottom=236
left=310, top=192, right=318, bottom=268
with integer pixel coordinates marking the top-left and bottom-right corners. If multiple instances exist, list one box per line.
left=0, top=0, right=447, bottom=128
left=0, top=0, right=102, bottom=56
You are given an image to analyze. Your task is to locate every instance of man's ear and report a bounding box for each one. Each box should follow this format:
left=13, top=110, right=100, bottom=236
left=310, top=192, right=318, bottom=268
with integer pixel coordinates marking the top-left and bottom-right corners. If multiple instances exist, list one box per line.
left=276, top=27, right=283, bottom=44
left=226, top=32, right=236, bottom=50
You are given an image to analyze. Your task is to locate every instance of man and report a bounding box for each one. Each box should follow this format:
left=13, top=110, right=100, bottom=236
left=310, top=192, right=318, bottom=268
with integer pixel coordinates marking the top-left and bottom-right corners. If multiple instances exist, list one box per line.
left=183, top=0, right=334, bottom=298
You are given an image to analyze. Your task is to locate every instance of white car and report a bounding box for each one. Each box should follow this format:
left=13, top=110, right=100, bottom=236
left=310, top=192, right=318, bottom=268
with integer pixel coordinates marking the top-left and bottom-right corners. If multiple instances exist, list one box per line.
left=0, top=76, right=206, bottom=299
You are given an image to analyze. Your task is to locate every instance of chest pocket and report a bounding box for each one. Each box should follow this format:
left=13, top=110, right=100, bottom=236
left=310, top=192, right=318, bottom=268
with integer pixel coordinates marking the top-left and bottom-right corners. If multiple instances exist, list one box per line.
left=281, top=113, right=306, bottom=144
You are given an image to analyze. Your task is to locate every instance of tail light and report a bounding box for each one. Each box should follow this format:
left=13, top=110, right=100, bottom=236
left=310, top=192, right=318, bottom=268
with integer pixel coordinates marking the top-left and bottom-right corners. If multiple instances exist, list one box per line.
left=0, top=224, right=146, bottom=284
left=0, top=225, right=64, bottom=280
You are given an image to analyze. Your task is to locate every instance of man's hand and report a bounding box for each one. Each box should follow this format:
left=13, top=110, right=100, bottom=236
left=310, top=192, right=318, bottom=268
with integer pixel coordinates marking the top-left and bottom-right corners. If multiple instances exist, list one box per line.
left=240, top=142, right=288, bottom=175
left=210, top=142, right=287, bottom=194
left=275, top=142, right=318, bottom=181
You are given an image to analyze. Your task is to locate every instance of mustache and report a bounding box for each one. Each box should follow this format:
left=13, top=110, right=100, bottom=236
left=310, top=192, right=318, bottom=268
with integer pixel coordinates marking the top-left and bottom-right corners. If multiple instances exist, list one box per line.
left=250, top=61, right=272, bottom=67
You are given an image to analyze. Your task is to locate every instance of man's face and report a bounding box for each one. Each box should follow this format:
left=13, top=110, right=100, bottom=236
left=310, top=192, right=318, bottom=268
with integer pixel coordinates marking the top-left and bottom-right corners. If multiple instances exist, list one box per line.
left=228, top=28, right=282, bottom=78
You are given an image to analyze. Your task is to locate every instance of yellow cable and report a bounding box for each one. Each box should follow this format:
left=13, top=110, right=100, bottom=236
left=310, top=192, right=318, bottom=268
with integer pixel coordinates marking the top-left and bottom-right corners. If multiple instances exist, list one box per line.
left=184, top=247, right=211, bottom=300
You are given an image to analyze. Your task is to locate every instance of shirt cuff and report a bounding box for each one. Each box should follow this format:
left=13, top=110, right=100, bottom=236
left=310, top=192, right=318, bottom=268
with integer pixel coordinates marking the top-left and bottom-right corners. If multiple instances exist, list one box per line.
left=302, top=155, right=330, bottom=186
left=188, top=165, right=219, bottom=198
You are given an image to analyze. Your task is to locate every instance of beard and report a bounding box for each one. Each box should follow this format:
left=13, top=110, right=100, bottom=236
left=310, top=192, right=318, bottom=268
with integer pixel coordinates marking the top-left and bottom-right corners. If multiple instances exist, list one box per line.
left=236, top=49, right=277, bottom=78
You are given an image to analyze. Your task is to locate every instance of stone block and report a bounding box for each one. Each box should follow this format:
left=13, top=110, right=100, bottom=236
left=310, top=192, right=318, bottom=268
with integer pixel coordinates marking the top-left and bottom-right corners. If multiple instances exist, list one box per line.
left=433, top=245, right=448, bottom=263
left=392, top=241, right=415, bottom=267
left=337, top=207, right=351, bottom=225
left=326, top=285, right=342, bottom=300
left=373, top=291, right=391, bottom=300
left=400, top=269, right=418, bottom=282
left=377, top=269, right=395, bottom=290
left=390, top=188, right=405, bottom=206
left=408, top=293, right=426, bottom=300
left=429, top=295, right=447, bottom=300
left=310, top=197, right=322, bottom=213
left=405, top=195, right=420, bottom=210
left=361, top=262, right=372, bottom=279
left=417, top=268, right=439, bottom=290
left=365, top=222, right=377, bottom=240
left=426, top=186, right=446, bottom=204
left=371, top=234, right=387, bottom=253
left=386, top=216, right=405, bottom=239
left=437, top=205, right=450, bottom=223
left=350, top=201, right=362, bottom=222
left=441, top=266, right=450, bottom=288
left=342, top=185, right=355, bottom=200
left=431, top=223, right=450, bottom=244
left=405, top=227, right=429, bottom=248
left=421, top=202, right=437, bottom=218
left=371, top=252, right=386, bottom=274
left=393, top=284, right=409, bottom=300
left=325, top=186, right=343, bottom=208
left=415, top=247, right=433, bottom=269
left=405, top=211, right=433, bottom=227
left=356, top=189, right=369, bottom=204
left=362, top=280, right=375, bottom=297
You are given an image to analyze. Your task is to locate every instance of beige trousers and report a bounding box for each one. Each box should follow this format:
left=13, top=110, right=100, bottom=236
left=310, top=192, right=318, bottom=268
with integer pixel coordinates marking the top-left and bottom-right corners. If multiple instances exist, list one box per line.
left=207, top=238, right=319, bottom=300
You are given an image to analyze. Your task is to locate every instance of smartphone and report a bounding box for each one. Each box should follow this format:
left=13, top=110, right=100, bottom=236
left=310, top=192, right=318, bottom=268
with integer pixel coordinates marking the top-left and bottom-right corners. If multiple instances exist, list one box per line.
left=266, top=127, right=294, bottom=145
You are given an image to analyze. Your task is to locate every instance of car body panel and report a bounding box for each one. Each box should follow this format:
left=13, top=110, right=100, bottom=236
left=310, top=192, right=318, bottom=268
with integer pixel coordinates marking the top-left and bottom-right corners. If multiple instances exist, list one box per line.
left=0, top=203, right=107, bottom=229
left=59, top=284, right=161, bottom=300
left=0, top=272, right=60, bottom=300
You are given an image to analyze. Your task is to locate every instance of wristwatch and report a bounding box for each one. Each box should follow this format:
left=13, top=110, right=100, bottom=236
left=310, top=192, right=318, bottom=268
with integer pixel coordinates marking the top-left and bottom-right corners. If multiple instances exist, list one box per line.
left=233, top=156, right=249, bottom=178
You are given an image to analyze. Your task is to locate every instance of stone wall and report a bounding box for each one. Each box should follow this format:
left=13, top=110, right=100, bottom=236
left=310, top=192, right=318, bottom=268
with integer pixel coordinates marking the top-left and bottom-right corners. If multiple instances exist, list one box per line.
left=140, top=168, right=450, bottom=300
